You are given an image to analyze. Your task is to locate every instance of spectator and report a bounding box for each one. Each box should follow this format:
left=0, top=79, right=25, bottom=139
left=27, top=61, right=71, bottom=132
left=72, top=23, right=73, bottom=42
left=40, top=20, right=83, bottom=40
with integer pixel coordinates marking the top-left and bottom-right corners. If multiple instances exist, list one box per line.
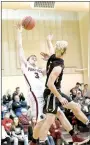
left=70, top=88, right=77, bottom=100
left=19, top=108, right=32, bottom=143
left=2, top=112, right=13, bottom=135
left=82, top=84, right=88, bottom=97
left=3, top=89, right=12, bottom=107
left=12, top=87, right=25, bottom=101
left=82, top=98, right=90, bottom=113
left=1, top=125, right=11, bottom=145
left=11, top=117, right=28, bottom=145
left=70, top=82, right=82, bottom=96
left=1, top=104, right=8, bottom=120
left=46, top=131, right=55, bottom=145
left=12, top=93, right=27, bottom=117
left=49, top=118, right=68, bottom=145
left=74, top=91, right=84, bottom=106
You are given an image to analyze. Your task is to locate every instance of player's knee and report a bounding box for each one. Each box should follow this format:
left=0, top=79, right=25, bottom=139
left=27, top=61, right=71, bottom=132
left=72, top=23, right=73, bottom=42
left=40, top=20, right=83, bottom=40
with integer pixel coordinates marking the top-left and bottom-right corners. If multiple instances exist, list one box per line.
left=72, top=102, right=81, bottom=112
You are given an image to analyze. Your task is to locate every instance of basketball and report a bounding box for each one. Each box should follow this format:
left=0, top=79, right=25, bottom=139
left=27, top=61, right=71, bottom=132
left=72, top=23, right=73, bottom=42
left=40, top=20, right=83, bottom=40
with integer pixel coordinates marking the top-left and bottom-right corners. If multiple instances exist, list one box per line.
left=22, top=16, right=36, bottom=30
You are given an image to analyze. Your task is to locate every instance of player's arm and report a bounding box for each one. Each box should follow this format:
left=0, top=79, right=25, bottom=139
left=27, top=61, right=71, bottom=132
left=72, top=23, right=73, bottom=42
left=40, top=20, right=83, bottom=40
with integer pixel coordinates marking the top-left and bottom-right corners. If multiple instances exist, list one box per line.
left=40, top=34, right=54, bottom=62
left=47, top=66, right=68, bottom=106
left=47, top=34, right=55, bottom=55
left=40, top=34, right=55, bottom=75
left=16, top=22, right=27, bottom=66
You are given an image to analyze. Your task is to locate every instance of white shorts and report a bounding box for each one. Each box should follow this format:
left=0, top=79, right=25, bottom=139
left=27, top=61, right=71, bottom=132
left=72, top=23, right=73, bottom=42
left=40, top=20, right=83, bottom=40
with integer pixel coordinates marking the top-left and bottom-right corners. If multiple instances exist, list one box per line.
left=28, top=90, right=45, bottom=122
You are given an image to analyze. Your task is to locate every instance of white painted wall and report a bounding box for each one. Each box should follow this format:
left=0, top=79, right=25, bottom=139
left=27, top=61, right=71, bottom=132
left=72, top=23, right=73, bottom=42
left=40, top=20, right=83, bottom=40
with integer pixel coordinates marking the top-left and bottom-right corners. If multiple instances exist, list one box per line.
left=2, top=74, right=83, bottom=98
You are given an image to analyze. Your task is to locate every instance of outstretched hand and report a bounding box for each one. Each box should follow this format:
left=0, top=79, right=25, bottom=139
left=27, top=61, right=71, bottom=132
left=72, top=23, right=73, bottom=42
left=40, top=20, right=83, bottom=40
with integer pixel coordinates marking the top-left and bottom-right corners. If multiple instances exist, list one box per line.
left=47, top=34, right=53, bottom=41
left=14, top=21, right=22, bottom=32
left=40, top=52, right=50, bottom=61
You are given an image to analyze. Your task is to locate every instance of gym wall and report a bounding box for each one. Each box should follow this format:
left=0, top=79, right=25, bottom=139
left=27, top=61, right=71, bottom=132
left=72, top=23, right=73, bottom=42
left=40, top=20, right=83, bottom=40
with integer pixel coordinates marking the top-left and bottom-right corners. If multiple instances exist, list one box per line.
left=2, top=10, right=88, bottom=95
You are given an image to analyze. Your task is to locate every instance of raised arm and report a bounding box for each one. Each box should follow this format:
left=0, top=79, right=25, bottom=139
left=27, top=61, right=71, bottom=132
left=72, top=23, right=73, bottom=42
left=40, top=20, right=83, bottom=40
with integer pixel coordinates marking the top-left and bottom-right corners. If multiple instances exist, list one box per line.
left=47, top=66, right=68, bottom=106
left=16, top=22, right=27, bottom=66
left=40, top=34, right=55, bottom=75
left=47, top=34, right=55, bottom=55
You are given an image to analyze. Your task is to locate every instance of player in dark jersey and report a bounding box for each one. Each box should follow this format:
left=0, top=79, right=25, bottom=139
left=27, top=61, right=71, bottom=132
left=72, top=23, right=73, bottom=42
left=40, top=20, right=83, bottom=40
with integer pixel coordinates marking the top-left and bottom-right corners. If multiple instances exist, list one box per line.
left=38, top=35, right=90, bottom=145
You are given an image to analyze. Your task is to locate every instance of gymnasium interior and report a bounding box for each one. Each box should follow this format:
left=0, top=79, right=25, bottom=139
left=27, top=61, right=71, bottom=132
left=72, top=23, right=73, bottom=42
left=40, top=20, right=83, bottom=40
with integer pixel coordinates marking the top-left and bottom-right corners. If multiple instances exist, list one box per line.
left=1, top=1, right=90, bottom=145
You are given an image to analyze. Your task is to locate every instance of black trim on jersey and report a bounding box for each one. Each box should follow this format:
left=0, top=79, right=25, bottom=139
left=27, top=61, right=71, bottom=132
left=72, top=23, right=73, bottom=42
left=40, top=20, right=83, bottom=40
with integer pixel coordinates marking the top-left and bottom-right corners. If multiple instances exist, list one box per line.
left=24, top=74, right=38, bottom=121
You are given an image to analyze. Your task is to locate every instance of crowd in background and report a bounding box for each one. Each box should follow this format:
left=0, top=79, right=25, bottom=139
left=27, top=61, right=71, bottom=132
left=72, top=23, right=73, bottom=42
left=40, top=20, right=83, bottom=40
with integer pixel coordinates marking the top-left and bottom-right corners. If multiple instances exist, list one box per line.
left=1, top=83, right=90, bottom=145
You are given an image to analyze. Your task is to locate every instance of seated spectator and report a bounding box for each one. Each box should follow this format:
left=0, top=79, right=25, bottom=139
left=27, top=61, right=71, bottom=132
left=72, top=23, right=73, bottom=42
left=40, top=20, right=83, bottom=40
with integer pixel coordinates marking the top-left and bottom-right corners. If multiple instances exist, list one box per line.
left=70, top=82, right=82, bottom=96
left=46, top=131, right=55, bottom=145
left=12, top=93, right=27, bottom=117
left=70, top=88, right=77, bottom=100
left=3, top=89, right=12, bottom=107
left=1, top=125, right=11, bottom=145
left=82, top=84, right=88, bottom=97
left=2, top=112, right=13, bottom=135
left=82, top=98, right=90, bottom=113
left=74, top=91, right=84, bottom=106
left=12, top=87, right=25, bottom=101
left=49, top=118, right=68, bottom=145
left=1, top=104, right=8, bottom=120
left=11, top=117, right=28, bottom=145
left=19, top=108, right=32, bottom=142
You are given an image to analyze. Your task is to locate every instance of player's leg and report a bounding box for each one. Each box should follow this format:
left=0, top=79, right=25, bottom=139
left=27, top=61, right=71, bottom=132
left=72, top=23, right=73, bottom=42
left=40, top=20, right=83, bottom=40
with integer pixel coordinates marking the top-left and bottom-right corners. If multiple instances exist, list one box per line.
left=39, top=113, right=56, bottom=143
left=28, top=91, right=37, bottom=122
left=57, top=108, right=89, bottom=144
left=57, top=108, right=73, bottom=132
left=30, top=94, right=46, bottom=145
left=29, top=120, right=45, bottom=145
left=39, top=90, right=58, bottom=145
left=32, top=100, right=46, bottom=140
left=60, top=92, right=89, bottom=125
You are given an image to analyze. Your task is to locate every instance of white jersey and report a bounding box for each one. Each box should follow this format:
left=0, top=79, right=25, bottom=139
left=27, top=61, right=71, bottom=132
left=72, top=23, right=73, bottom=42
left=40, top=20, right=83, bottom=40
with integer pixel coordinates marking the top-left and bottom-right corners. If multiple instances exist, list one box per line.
left=21, top=62, right=45, bottom=98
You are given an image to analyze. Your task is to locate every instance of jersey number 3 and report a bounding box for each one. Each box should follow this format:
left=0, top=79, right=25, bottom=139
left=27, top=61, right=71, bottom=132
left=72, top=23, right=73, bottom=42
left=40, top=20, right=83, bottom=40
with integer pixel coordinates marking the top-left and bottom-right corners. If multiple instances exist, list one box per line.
left=35, top=72, right=39, bottom=78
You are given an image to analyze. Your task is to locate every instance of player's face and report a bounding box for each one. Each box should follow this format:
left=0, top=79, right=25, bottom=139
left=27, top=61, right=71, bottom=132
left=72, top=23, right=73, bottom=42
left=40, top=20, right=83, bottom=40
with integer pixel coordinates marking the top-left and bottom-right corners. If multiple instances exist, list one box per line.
left=29, top=56, right=37, bottom=66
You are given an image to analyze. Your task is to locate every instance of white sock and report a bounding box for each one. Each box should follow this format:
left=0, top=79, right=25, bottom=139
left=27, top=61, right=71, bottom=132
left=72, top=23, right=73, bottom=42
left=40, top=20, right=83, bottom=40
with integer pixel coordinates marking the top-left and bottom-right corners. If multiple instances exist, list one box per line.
left=85, top=120, right=89, bottom=125
left=39, top=140, right=45, bottom=143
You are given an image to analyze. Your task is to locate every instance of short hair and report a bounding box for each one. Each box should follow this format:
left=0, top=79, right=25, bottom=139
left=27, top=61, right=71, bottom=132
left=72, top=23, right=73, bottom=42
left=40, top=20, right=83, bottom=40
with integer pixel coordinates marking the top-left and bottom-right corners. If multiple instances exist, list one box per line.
left=76, top=82, right=81, bottom=86
left=84, top=84, right=88, bottom=87
left=16, top=87, right=20, bottom=90
left=55, top=41, right=68, bottom=56
left=27, top=55, right=37, bottom=61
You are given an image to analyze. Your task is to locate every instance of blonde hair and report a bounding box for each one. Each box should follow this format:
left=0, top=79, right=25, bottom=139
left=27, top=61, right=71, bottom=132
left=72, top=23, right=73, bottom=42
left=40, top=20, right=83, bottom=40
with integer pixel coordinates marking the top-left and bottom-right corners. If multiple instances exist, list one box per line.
left=55, top=41, right=68, bottom=56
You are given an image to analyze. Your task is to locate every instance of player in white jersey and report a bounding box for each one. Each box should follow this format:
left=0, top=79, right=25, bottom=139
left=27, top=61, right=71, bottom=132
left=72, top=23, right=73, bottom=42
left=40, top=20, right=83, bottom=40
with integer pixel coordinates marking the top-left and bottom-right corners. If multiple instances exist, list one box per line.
left=16, top=23, right=45, bottom=122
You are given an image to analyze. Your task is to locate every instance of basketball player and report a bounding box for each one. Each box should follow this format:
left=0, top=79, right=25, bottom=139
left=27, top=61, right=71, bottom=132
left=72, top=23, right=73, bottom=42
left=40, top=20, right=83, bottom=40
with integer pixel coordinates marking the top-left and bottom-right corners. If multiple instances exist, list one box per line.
left=16, top=23, right=89, bottom=145
left=16, top=22, right=46, bottom=125
left=30, top=35, right=89, bottom=145
left=38, top=35, right=90, bottom=145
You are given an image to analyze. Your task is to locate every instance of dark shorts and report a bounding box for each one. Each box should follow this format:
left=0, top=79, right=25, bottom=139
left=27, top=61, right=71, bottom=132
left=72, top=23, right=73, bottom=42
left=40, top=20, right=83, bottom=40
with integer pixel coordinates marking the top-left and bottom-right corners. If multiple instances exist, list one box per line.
left=43, top=88, right=72, bottom=114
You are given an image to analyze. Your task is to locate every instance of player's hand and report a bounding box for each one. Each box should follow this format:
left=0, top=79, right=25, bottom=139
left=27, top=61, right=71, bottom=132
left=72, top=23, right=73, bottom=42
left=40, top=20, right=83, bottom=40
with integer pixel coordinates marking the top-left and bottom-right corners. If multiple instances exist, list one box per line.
left=59, top=97, right=68, bottom=106
left=47, top=34, right=53, bottom=41
left=15, top=22, right=22, bottom=32
left=40, top=52, right=50, bottom=61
